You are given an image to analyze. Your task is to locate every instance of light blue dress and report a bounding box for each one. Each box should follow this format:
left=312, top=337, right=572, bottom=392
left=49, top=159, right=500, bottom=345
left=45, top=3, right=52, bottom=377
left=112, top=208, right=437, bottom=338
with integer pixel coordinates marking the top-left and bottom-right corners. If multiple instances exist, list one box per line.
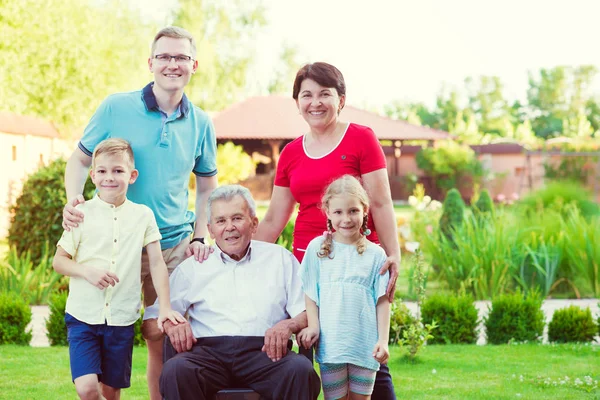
left=300, top=236, right=389, bottom=371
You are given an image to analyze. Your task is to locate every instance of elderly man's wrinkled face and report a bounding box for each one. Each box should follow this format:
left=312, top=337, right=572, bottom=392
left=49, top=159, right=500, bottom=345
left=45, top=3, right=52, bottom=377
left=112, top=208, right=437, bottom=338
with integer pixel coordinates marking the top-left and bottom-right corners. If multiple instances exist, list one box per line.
left=207, top=195, right=258, bottom=260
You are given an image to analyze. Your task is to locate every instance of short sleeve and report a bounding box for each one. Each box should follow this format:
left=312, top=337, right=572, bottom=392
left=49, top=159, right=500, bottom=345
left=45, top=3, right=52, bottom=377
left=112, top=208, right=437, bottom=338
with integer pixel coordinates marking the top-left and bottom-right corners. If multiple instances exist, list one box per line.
left=56, top=226, right=82, bottom=258
left=374, top=250, right=390, bottom=300
left=193, top=117, right=218, bottom=177
left=299, top=240, right=320, bottom=306
left=274, top=145, right=291, bottom=187
left=79, top=97, right=113, bottom=156
left=143, top=208, right=162, bottom=247
left=359, top=126, right=387, bottom=175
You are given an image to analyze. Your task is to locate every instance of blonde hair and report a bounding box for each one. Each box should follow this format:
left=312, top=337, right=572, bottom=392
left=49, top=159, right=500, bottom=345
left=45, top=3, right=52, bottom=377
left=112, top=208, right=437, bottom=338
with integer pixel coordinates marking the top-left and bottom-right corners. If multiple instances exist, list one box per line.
left=318, top=175, right=370, bottom=258
left=92, top=138, right=135, bottom=169
left=151, top=26, right=196, bottom=58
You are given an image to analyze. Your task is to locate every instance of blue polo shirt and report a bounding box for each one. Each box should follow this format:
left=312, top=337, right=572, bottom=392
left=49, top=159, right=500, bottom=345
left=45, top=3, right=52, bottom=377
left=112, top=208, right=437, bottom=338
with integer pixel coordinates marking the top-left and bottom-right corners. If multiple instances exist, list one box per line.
left=78, top=82, right=217, bottom=250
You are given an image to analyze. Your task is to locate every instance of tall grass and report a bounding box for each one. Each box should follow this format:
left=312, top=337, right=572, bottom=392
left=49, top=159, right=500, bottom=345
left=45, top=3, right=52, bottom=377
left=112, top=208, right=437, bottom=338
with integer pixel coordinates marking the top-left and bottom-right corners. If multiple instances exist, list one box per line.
left=0, top=245, right=62, bottom=305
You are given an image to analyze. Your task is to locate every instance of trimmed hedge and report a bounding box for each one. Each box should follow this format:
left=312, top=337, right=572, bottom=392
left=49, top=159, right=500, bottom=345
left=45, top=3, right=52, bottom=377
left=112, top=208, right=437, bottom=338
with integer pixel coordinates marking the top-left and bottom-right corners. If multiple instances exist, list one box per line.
left=45, top=291, right=68, bottom=346
left=484, top=291, right=545, bottom=344
left=548, top=305, right=597, bottom=343
left=0, top=293, right=32, bottom=345
left=421, top=294, right=479, bottom=344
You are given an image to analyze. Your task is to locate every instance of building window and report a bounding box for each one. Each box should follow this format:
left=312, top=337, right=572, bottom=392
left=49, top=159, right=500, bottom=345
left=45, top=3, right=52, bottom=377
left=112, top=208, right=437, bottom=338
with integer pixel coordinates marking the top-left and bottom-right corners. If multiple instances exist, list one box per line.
left=12, top=146, right=17, bottom=161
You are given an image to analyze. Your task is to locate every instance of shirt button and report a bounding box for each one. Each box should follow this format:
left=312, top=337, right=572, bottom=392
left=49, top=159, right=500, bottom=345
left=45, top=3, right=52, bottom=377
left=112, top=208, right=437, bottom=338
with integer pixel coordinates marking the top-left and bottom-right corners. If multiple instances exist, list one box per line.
left=114, top=239, right=117, bottom=243
left=105, top=303, right=109, bottom=307
left=112, top=261, right=115, bottom=264
left=114, top=217, right=117, bottom=221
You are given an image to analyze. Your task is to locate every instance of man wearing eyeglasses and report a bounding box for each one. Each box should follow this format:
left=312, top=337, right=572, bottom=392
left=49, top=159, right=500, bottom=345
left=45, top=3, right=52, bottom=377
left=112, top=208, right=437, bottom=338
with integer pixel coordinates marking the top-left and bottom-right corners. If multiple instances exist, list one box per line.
left=61, top=26, right=218, bottom=400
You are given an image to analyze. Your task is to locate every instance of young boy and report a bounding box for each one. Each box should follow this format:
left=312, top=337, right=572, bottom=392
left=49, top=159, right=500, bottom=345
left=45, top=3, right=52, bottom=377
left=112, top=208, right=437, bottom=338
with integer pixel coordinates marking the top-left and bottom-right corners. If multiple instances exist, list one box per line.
left=53, top=138, right=184, bottom=400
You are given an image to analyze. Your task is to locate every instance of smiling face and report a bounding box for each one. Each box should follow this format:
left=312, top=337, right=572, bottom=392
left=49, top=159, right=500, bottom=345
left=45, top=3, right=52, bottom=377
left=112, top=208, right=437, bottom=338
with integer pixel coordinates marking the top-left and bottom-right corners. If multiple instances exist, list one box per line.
left=90, top=152, right=138, bottom=206
left=326, top=194, right=366, bottom=244
left=296, top=78, right=345, bottom=131
left=148, top=36, right=198, bottom=96
left=207, top=195, right=258, bottom=260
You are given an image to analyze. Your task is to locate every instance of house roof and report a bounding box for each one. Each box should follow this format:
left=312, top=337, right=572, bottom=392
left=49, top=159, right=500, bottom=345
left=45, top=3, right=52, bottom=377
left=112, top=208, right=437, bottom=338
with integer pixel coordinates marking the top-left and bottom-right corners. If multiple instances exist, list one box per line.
left=212, top=96, right=450, bottom=141
left=0, top=111, right=60, bottom=138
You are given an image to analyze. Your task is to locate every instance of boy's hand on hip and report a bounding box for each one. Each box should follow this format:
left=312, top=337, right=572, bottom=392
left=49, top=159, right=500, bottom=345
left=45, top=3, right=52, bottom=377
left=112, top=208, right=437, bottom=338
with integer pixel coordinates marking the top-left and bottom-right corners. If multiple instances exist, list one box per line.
left=185, top=242, right=213, bottom=262
left=83, top=266, right=119, bottom=290
left=62, top=195, right=86, bottom=231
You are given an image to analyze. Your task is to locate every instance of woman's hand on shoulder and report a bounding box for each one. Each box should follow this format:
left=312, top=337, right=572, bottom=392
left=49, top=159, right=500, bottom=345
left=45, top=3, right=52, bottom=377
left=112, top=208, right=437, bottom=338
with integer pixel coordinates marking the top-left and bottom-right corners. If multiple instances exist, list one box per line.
left=379, top=254, right=399, bottom=302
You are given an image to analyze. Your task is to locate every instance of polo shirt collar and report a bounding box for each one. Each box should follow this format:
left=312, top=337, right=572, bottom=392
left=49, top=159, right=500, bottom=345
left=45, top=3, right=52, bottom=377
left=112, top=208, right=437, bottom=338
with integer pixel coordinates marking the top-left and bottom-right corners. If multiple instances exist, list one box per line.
left=142, top=82, right=190, bottom=117
left=215, top=241, right=253, bottom=264
left=91, top=194, right=128, bottom=210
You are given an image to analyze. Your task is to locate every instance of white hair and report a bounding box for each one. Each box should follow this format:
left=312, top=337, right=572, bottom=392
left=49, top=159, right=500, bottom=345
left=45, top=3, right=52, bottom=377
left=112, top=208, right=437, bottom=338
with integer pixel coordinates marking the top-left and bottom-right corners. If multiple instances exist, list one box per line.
left=206, top=185, right=257, bottom=222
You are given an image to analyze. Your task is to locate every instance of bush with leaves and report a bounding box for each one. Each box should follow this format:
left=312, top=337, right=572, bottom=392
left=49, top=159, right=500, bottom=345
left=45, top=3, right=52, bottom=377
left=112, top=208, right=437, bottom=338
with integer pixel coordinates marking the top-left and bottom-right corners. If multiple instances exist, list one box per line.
left=439, top=188, right=465, bottom=242
left=399, top=250, right=437, bottom=360
left=216, top=142, right=257, bottom=185
left=517, top=180, right=600, bottom=218
left=484, top=290, right=545, bottom=344
left=0, top=246, right=63, bottom=305
left=46, top=291, right=68, bottom=346
left=276, top=221, right=295, bottom=253
left=133, top=309, right=146, bottom=347
left=415, top=141, right=484, bottom=194
left=8, top=158, right=95, bottom=264
left=0, top=293, right=32, bottom=345
left=474, top=189, right=494, bottom=216
left=389, top=301, right=415, bottom=344
left=548, top=305, right=597, bottom=343
left=421, top=293, right=479, bottom=344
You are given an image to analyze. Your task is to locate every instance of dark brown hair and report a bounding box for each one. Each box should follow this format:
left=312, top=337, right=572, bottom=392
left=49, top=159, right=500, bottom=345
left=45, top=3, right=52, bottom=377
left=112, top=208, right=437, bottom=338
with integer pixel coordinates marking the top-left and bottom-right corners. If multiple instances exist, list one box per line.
left=292, top=62, right=346, bottom=100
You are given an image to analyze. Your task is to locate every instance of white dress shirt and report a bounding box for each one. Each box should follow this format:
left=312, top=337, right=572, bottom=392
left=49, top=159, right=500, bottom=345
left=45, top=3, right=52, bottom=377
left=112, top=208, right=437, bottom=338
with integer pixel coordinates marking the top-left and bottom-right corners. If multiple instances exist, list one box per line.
left=144, top=240, right=305, bottom=337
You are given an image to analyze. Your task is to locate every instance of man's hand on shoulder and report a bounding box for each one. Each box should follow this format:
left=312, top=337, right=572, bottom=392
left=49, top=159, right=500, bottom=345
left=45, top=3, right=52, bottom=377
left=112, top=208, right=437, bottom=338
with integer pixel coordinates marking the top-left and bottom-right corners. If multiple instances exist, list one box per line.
left=262, top=319, right=293, bottom=362
left=185, top=241, right=214, bottom=262
left=62, top=195, right=86, bottom=231
left=164, top=319, right=196, bottom=353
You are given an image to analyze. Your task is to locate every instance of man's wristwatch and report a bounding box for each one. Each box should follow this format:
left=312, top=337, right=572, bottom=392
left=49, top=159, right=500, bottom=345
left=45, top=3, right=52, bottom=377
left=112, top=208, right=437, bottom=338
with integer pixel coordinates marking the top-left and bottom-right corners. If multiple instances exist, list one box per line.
left=190, top=237, right=205, bottom=244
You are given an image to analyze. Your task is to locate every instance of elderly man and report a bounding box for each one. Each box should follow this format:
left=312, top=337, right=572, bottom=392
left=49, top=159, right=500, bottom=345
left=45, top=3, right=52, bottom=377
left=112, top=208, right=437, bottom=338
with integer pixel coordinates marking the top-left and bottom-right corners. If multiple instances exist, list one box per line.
left=143, top=185, right=321, bottom=400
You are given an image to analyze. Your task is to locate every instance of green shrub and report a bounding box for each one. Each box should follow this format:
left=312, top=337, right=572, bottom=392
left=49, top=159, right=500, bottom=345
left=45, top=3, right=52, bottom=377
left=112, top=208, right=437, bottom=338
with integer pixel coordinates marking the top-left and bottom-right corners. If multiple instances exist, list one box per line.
left=484, top=291, right=545, bottom=344
left=133, top=309, right=146, bottom=347
left=421, top=294, right=479, bottom=344
left=0, top=293, right=32, bottom=345
left=216, top=142, right=257, bottom=185
left=517, top=180, right=600, bottom=218
left=415, top=141, right=484, bottom=194
left=0, top=246, right=62, bottom=305
left=45, top=291, right=68, bottom=346
left=474, top=189, right=494, bottom=215
left=547, top=306, right=597, bottom=343
left=8, top=158, right=95, bottom=264
left=389, top=300, right=415, bottom=344
left=276, top=221, right=294, bottom=253
left=439, top=188, right=465, bottom=242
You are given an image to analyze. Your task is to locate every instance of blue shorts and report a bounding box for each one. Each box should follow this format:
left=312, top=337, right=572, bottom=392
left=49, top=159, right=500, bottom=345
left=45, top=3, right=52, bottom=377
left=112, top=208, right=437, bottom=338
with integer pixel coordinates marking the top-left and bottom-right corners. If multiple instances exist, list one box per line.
left=65, top=313, right=135, bottom=389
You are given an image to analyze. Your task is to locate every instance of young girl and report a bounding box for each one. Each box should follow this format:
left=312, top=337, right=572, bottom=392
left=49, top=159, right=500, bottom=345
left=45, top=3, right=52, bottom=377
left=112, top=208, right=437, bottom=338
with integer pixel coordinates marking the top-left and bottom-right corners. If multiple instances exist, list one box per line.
left=298, top=175, right=390, bottom=400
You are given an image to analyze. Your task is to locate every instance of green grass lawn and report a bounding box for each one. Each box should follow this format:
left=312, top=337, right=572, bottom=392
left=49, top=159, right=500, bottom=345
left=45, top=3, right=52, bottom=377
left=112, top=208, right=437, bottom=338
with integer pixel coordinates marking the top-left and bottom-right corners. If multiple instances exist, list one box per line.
left=1, top=344, right=598, bottom=399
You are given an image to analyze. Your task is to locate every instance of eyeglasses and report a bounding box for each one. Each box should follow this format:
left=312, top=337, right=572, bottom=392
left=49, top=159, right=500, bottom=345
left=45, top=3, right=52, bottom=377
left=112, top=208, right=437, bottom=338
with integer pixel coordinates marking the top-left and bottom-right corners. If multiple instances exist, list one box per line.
left=153, top=54, right=194, bottom=64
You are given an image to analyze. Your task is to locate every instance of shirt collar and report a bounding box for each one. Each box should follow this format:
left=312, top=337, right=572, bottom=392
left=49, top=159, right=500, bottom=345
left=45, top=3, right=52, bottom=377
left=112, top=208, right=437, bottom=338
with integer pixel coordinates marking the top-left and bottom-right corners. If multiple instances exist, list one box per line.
left=141, top=82, right=190, bottom=117
left=215, top=241, right=253, bottom=264
left=91, top=194, right=128, bottom=210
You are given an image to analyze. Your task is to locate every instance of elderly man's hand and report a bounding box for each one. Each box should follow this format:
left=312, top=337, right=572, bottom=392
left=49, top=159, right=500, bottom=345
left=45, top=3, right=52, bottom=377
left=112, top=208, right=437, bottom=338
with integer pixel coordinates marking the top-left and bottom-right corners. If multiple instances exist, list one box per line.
left=262, top=320, right=292, bottom=362
left=164, top=319, right=196, bottom=353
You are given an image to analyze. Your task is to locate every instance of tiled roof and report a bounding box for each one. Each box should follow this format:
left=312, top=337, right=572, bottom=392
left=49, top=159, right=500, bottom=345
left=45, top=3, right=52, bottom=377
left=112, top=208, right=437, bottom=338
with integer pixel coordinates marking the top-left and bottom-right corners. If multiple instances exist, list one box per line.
left=212, top=96, right=450, bottom=141
left=0, top=111, right=60, bottom=138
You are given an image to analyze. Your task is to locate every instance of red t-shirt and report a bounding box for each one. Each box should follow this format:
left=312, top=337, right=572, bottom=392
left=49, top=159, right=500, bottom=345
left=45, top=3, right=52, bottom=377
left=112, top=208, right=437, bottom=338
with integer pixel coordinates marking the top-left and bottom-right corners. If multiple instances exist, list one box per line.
left=274, top=123, right=387, bottom=262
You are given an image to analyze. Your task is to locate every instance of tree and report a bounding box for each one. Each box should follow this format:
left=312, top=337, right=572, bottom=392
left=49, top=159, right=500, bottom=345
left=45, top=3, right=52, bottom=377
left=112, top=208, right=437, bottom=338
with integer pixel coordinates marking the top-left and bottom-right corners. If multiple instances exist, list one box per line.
left=267, top=44, right=302, bottom=95
left=465, top=76, right=511, bottom=136
left=170, top=0, right=266, bottom=111
left=0, top=0, right=153, bottom=135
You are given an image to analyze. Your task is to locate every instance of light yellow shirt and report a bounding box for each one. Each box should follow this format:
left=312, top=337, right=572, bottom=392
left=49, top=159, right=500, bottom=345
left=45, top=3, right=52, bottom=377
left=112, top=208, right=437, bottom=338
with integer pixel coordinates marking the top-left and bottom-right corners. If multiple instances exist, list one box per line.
left=57, top=195, right=161, bottom=326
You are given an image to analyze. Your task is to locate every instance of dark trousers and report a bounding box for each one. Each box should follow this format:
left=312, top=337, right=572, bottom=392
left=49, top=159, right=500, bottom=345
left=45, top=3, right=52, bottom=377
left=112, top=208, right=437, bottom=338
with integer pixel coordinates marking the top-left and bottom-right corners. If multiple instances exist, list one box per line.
left=160, top=336, right=321, bottom=400
left=372, top=363, right=396, bottom=399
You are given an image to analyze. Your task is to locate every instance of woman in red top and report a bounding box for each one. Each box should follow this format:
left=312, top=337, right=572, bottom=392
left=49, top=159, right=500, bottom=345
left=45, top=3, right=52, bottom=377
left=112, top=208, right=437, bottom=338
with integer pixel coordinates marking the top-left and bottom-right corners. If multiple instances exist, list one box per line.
left=255, top=62, right=400, bottom=399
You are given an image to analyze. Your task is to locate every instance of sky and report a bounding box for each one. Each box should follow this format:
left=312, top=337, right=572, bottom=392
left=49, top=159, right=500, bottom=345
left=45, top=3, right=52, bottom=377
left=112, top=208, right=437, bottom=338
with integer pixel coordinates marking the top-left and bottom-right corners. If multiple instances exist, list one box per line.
left=137, top=0, right=599, bottom=110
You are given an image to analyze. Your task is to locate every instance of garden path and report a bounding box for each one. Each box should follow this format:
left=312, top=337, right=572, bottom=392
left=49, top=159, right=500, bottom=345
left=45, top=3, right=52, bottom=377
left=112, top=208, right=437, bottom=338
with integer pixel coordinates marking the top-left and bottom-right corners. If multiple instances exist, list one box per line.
left=29, top=300, right=599, bottom=347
